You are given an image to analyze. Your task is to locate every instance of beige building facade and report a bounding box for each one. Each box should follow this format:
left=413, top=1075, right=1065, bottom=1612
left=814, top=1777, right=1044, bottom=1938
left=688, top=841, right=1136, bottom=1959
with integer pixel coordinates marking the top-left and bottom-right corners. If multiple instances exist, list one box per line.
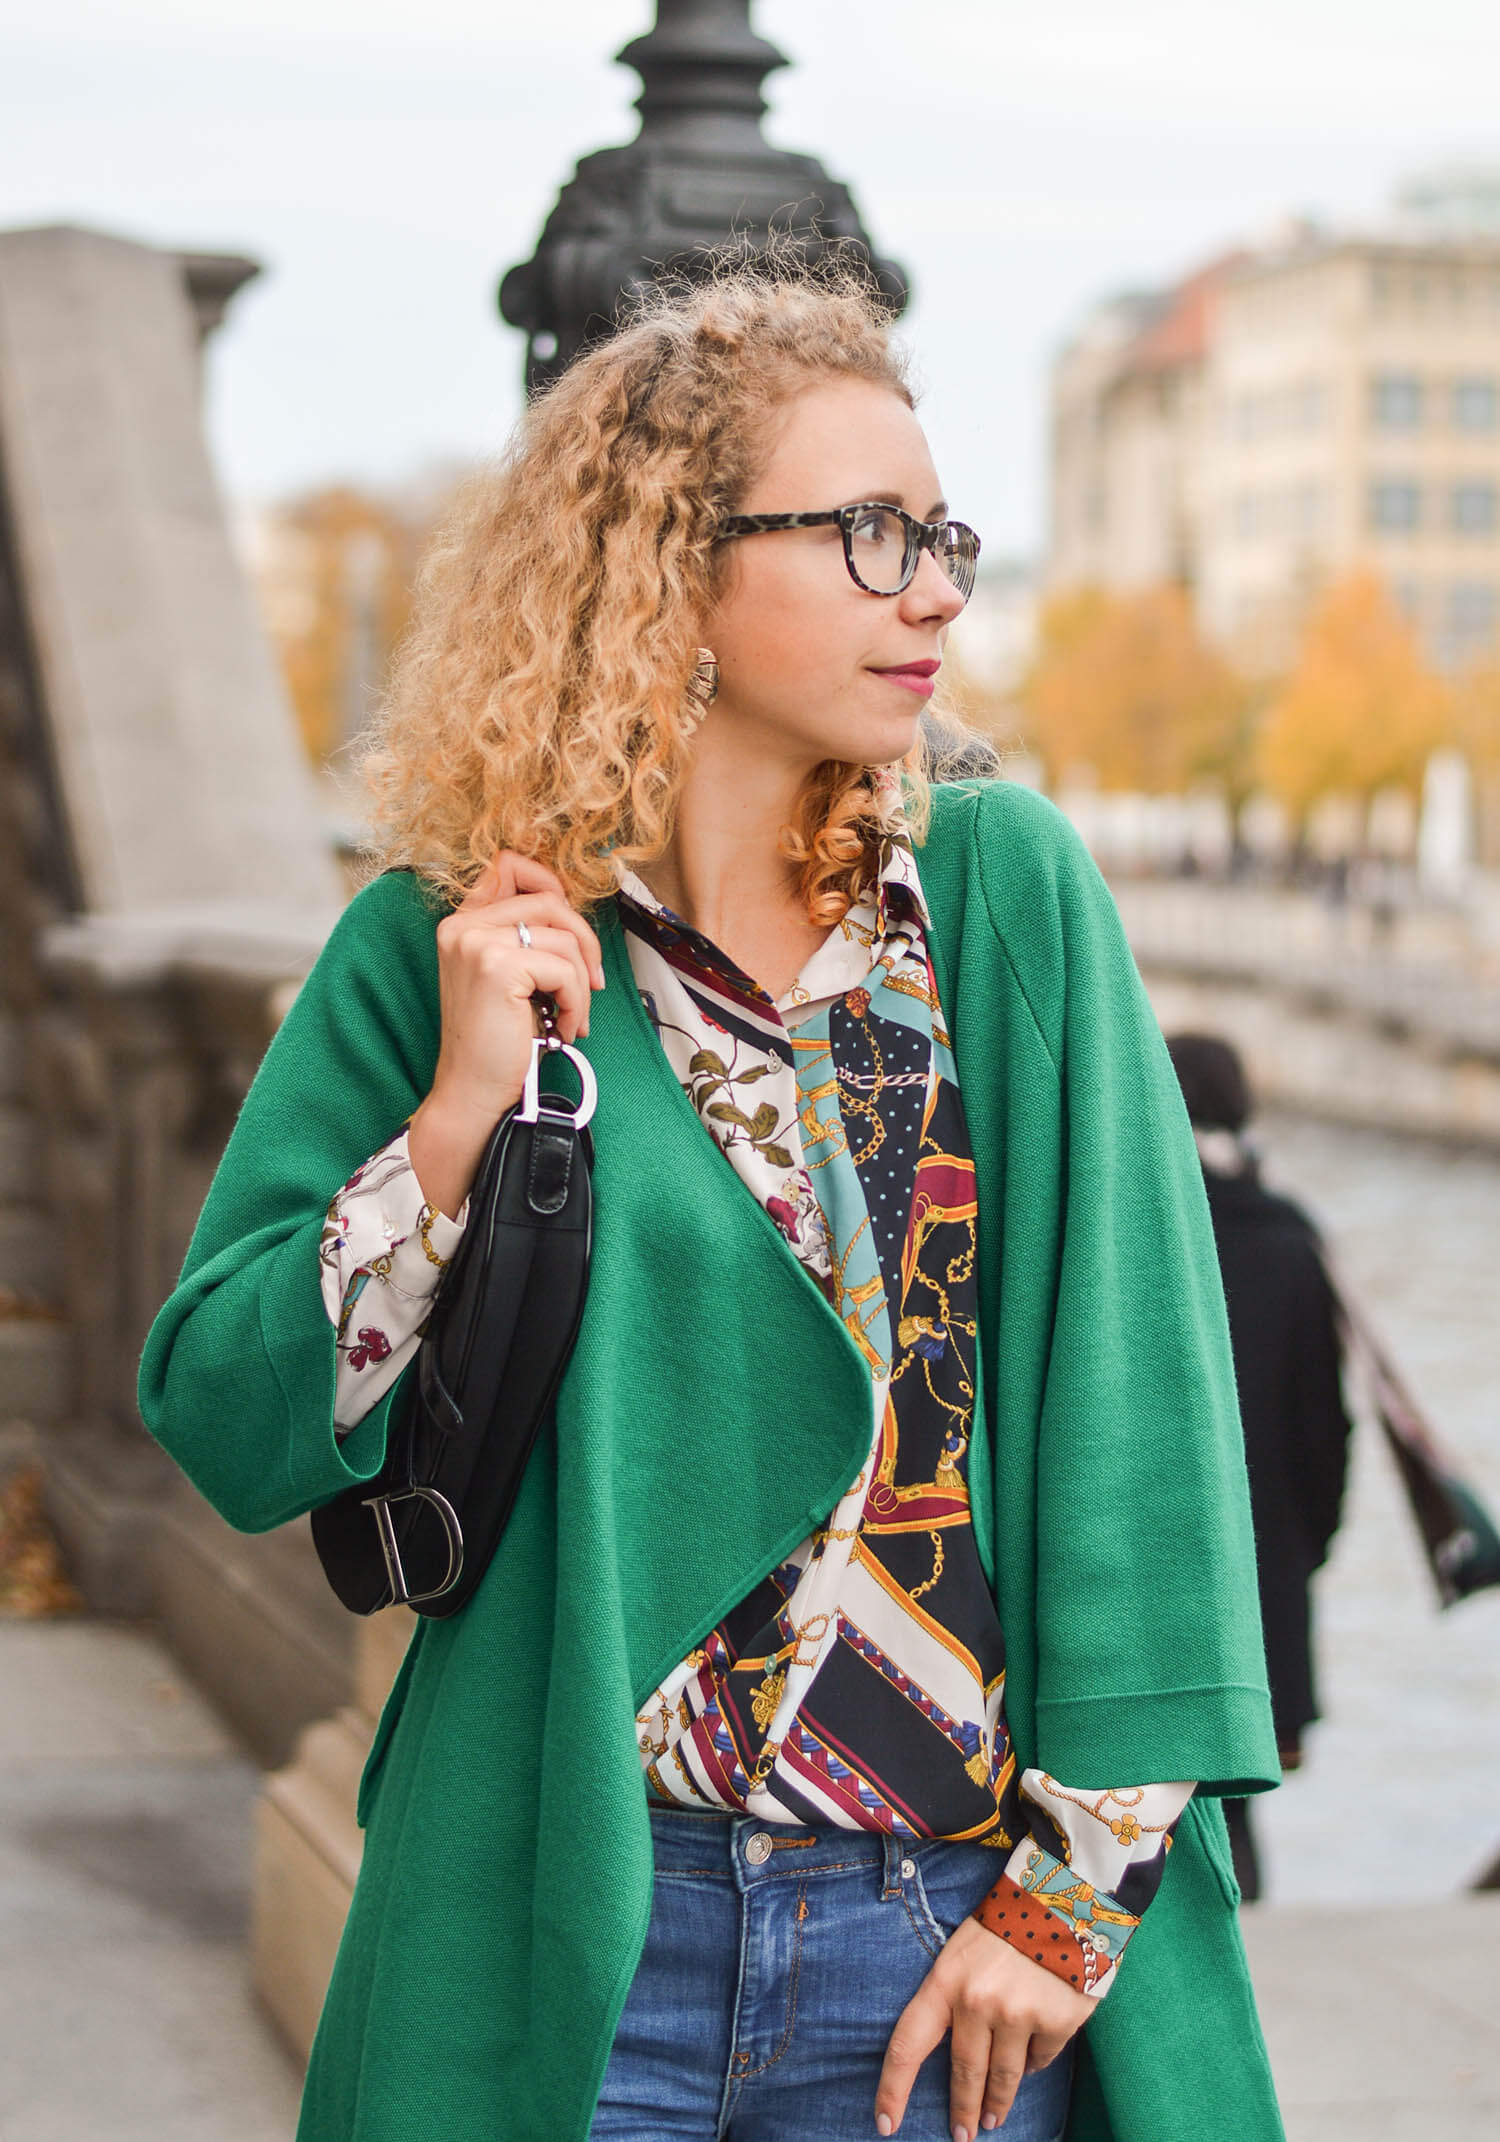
left=1050, top=191, right=1500, bottom=673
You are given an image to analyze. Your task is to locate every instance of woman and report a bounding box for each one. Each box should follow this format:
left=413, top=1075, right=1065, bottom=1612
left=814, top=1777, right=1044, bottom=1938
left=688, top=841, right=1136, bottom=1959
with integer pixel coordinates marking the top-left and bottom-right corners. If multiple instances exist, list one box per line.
left=139, top=261, right=1281, bottom=2142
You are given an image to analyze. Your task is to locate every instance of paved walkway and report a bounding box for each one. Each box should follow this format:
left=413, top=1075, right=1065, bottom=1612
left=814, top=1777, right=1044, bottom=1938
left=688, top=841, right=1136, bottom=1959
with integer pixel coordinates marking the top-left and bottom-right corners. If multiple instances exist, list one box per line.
left=0, top=1617, right=300, bottom=2142
left=1, top=1614, right=1496, bottom=2140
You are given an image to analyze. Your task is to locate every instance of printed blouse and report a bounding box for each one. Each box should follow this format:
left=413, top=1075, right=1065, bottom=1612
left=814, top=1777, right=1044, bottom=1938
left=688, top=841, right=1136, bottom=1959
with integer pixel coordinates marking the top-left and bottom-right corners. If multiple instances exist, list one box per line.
left=318, top=788, right=1193, bottom=1998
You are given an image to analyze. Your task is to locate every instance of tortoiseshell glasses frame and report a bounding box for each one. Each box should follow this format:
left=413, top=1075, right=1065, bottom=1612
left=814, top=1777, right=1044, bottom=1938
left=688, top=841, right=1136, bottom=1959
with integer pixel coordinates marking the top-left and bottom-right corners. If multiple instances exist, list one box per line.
left=715, top=501, right=981, bottom=602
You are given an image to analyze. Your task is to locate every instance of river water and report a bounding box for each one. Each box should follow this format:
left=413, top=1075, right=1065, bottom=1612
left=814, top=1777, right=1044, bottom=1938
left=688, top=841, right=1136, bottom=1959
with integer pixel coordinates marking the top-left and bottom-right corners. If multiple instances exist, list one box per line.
left=1244, top=1110, right=1500, bottom=1902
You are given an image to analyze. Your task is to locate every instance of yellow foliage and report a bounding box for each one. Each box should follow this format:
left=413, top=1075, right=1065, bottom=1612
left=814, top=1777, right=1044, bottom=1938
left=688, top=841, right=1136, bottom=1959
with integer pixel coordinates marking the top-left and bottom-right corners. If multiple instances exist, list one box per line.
left=259, top=487, right=436, bottom=765
left=1256, top=573, right=1452, bottom=819
left=1022, top=584, right=1247, bottom=793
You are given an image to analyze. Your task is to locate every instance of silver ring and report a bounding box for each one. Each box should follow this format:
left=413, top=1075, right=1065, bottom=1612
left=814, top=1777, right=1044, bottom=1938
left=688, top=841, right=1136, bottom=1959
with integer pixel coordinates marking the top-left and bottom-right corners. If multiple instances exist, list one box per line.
left=515, top=920, right=533, bottom=949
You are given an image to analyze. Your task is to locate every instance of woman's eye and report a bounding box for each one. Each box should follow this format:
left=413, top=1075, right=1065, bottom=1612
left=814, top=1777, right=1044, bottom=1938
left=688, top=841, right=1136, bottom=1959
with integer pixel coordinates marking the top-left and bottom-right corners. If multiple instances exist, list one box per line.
left=851, top=510, right=893, bottom=545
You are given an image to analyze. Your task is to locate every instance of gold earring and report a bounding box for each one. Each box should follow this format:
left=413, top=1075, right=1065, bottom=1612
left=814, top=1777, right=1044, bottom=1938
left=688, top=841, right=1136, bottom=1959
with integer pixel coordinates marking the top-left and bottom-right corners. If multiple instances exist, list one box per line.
left=681, top=647, right=719, bottom=734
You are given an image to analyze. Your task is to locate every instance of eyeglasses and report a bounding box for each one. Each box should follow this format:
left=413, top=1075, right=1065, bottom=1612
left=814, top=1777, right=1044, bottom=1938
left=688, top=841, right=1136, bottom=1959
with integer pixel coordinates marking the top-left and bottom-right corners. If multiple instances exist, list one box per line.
left=715, top=502, right=981, bottom=602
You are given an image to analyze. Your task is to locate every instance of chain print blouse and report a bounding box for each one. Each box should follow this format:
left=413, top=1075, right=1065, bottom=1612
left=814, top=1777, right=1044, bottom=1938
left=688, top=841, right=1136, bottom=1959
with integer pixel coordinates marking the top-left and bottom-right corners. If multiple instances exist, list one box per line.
left=318, top=791, right=1194, bottom=1999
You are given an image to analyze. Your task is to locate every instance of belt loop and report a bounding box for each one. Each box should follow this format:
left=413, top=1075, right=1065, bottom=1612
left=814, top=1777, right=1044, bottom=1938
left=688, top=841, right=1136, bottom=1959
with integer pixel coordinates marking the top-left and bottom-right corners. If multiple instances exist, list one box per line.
left=881, top=1833, right=903, bottom=1899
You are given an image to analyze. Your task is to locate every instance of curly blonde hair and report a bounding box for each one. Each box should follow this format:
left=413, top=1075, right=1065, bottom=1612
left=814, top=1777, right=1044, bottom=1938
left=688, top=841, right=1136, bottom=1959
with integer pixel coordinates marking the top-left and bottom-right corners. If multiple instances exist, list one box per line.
left=360, top=251, right=985, bottom=923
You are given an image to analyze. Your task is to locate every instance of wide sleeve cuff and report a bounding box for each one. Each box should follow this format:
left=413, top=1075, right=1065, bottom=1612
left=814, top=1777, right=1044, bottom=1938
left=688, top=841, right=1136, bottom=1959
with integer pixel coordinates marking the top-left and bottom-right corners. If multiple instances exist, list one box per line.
left=1033, top=1684, right=1280, bottom=1798
left=973, top=1851, right=1123, bottom=2000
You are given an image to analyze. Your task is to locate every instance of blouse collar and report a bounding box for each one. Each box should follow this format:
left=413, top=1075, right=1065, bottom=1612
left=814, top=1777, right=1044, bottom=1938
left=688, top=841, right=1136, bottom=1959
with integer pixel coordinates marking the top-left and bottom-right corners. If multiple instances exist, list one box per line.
left=613, top=766, right=930, bottom=945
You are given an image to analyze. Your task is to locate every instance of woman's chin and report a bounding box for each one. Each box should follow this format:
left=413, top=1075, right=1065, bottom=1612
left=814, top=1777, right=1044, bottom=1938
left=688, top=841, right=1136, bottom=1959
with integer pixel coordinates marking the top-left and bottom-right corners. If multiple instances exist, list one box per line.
left=800, top=698, right=922, bottom=769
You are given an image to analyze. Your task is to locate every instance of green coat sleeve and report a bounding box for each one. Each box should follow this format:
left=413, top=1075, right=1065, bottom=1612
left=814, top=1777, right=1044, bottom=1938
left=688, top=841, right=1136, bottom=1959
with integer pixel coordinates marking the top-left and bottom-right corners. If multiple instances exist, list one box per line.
left=137, top=871, right=443, bottom=1532
left=977, top=787, right=1280, bottom=1795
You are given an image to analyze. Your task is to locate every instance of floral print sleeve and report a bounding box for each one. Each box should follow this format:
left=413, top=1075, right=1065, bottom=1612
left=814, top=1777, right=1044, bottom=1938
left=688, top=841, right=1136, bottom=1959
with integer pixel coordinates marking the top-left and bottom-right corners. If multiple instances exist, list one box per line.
left=318, top=1127, right=467, bottom=1433
left=973, top=1774, right=1196, bottom=1999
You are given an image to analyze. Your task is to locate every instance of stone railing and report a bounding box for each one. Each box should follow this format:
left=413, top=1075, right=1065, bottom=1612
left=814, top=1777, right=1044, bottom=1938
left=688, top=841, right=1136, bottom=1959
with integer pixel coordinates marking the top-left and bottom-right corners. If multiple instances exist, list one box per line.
left=1114, top=878, right=1500, bottom=1145
left=25, top=908, right=355, bottom=1764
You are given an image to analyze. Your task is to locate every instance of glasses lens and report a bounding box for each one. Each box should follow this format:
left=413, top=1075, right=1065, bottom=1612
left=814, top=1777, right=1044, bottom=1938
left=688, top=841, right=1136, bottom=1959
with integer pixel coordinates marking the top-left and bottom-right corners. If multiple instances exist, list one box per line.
left=934, top=522, right=979, bottom=603
left=845, top=505, right=914, bottom=594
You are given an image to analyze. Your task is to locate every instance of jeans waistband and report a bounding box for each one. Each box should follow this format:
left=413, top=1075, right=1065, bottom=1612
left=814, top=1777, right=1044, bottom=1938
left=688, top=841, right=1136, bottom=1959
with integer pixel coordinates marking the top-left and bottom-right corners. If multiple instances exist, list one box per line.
left=646, top=1804, right=998, bottom=1897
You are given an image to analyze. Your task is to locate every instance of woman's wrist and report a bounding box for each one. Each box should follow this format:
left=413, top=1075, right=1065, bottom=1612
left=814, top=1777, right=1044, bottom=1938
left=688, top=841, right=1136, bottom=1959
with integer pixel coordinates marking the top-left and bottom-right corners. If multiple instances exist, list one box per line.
left=408, top=1086, right=511, bottom=1219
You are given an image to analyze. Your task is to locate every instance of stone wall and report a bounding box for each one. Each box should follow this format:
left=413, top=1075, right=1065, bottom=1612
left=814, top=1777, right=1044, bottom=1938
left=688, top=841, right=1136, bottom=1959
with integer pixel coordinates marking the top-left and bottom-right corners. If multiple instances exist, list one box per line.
left=0, top=224, right=352, bottom=1763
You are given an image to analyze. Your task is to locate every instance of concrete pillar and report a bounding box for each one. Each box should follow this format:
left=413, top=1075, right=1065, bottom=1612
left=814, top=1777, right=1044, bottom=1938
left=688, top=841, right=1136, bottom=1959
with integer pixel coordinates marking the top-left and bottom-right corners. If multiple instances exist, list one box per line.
left=0, top=223, right=340, bottom=920
left=252, top=1606, right=415, bottom=2062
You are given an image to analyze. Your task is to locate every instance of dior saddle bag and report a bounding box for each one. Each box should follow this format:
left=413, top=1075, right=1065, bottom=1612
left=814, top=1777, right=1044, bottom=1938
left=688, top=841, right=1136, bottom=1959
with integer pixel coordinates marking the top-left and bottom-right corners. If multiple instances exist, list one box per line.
left=311, top=1008, right=596, bottom=1618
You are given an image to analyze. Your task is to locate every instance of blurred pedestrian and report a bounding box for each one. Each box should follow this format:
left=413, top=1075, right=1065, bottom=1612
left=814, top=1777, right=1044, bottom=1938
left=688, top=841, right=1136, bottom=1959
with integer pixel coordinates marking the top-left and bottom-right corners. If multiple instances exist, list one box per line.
left=1166, top=1033, right=1354, bottom=1901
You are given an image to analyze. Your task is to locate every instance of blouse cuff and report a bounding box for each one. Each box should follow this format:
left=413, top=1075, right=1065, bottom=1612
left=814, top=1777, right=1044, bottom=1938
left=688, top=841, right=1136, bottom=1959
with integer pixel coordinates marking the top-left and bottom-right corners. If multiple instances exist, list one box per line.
left=973, top=1840, right=1132, bottom=2001
left=321, top=1128, right=470, bottom=1434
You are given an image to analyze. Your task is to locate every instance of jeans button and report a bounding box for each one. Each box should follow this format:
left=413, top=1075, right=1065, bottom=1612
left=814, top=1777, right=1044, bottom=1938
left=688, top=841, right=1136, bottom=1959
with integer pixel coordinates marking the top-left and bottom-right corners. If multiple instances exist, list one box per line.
left=900, top=1857, right=917, bottom=1880
left=744, top=1830, right=773, bottom=1866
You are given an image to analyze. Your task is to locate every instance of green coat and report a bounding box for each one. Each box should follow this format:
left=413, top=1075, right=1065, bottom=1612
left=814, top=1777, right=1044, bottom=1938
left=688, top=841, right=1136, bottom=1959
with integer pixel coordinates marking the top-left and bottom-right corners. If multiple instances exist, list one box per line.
left=139, top=779, right=1284, bottom=2142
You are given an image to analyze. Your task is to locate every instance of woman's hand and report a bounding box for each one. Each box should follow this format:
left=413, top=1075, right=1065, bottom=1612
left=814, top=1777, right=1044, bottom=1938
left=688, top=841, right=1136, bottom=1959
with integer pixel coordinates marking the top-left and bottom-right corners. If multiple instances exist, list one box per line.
left=408, top=852, right=605, bottom=1219
left=875, top=1916, right=1093, bottom=2140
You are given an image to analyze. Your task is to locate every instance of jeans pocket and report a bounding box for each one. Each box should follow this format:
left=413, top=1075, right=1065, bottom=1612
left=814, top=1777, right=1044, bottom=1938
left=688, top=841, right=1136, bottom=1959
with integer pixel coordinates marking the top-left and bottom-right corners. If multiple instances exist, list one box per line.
left=905, top=1839, right=1005, bottom=1955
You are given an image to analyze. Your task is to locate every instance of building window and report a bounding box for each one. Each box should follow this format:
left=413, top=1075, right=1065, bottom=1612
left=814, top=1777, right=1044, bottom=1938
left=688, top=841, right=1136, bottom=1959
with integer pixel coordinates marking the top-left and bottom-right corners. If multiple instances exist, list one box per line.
left=1453, top=378, right=1498, bottom=432
left=1370, top=479, right=1422, bottom=532
left=1452, top=481, right=1498, bottom=535
left=1371, top=374, right=1423, bottom=429
left=1443, top=583, right=1498, bottom=665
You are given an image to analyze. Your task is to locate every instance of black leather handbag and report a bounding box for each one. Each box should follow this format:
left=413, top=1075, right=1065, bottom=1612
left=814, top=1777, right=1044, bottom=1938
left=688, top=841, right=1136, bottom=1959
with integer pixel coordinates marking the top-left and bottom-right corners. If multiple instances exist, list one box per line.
left=311, top=1010, right=596, bottom=1618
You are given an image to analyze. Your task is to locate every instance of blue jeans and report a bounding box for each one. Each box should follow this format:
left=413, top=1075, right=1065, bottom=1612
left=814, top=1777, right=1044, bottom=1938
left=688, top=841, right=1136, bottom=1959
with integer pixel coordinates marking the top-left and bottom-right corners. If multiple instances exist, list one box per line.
left=589, top=1807, right=1076, bottom=2141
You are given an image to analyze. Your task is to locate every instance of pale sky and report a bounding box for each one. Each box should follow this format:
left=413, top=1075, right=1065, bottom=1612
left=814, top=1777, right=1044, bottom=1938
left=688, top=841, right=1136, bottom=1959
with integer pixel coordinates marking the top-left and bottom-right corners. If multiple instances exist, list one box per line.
left=4, top=0, right=1500, bottom=557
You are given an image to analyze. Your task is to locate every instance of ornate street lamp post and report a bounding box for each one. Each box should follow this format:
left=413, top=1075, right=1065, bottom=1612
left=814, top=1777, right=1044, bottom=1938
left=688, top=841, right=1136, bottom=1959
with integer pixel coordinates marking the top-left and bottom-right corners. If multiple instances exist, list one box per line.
left=500, top=0, right=907, bottom=392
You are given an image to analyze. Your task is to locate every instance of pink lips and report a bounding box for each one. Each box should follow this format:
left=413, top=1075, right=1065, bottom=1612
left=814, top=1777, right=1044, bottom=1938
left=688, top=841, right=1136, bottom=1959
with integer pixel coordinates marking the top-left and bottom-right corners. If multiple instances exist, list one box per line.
left=871, top=659, right=941, bottom=699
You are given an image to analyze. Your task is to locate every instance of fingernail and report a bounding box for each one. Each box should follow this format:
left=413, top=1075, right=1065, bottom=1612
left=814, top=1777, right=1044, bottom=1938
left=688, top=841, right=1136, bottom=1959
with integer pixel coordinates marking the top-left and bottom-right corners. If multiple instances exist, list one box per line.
left=982, top=2119, right=1000, bottom=2133
left=876, top=2120, right=893, bottom=2138
left=953, top=2128, right=969, bottom=2142
left=593, top=966, right=607, bottom=988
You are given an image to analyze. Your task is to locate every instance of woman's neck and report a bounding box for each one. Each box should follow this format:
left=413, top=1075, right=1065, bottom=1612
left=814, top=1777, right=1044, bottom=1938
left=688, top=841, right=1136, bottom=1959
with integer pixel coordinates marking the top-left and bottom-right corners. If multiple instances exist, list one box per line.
left=637, top=725, right=832, bottom=996
left=644, top=726, right=811, bottom=942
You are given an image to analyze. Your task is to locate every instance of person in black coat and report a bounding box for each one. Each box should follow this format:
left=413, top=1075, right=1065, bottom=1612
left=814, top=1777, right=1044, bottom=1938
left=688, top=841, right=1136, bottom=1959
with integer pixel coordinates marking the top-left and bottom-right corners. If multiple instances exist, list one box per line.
left=1166, top=1032, right=1354, bottom=1901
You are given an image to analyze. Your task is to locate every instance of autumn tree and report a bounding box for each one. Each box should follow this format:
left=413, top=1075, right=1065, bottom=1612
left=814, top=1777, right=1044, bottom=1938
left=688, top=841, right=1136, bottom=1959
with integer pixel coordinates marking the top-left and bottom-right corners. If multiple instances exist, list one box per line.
left=1021, top=583, right=1248, bottom=794
left=254, top=486, right=437, bottom=764
left=1256, top=572, right=1452, bottom=823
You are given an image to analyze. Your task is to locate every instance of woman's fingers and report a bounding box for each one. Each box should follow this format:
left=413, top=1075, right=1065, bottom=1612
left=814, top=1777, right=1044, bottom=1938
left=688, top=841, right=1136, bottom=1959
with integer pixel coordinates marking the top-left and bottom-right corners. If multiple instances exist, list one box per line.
left=456, top=875, right=606, bottom=989
left=519, top=951, right=590, bottom=1041
left=877, top=1917, right=1095, bottom=2140
left=949, top=2009, right=1017, bottom=2142
left=1023, top=2024, right=1074, bottom=2074
left=874, top=1978, right=950, bottom=2135
left=460, top=849, right=565, bottom=908
left=974, top=2016, right=1032, bottom=2134
left=504, top=926, right=593, bottom=1040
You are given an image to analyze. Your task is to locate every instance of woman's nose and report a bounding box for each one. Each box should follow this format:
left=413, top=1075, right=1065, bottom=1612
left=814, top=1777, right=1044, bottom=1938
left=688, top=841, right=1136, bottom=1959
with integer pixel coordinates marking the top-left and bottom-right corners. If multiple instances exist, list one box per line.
left=901, top=547, right=967, bottom=625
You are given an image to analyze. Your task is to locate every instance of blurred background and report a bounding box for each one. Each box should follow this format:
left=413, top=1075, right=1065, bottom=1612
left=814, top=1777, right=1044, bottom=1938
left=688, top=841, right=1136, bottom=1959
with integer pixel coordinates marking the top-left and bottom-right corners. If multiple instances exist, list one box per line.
left=1, top=4, right=1498, bottom=2138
